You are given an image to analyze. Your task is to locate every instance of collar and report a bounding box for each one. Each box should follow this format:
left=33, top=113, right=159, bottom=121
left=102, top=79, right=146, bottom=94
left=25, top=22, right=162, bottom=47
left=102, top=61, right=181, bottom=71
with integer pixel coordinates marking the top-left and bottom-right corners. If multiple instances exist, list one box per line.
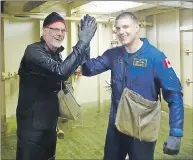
left=122, top=38, right=149, bottom=54
left=40, top=36, right=64, bottom=54
left=121, top=38, right=150, bottom=64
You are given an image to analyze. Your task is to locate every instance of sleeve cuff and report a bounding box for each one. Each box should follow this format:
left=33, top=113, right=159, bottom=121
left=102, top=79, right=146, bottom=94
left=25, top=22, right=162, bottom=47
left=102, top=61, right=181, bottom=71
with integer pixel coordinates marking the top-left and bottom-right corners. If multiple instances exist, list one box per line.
left=170, top=128, right=183, bottom=137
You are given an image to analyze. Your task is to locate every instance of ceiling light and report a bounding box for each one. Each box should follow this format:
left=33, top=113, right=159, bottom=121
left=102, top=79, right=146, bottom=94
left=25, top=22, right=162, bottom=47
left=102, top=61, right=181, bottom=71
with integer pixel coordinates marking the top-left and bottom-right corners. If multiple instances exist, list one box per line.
left=72, top=1, right=145, bottom=14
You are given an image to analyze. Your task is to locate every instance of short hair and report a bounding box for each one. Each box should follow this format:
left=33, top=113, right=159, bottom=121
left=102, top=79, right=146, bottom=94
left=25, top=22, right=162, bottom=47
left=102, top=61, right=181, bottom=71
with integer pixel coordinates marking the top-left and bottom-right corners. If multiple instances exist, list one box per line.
left=115, top=12, right=139, bottom=23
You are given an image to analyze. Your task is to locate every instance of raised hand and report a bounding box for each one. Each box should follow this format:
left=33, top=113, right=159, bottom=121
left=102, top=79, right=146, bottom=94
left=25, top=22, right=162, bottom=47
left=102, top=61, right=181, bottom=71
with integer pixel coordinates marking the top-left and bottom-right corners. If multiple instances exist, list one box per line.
left=78, top=14, right=97, bottom=44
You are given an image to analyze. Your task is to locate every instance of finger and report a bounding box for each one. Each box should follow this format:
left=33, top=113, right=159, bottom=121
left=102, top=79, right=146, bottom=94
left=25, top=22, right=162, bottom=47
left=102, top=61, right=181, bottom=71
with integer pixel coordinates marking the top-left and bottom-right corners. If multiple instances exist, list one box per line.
left=80, top=19, right=84, bottom=30
left=91, top=17, right=96, bottom=23
left=91, top=25, right=97, bottom=38
left=90, top=21, right=97, bottom=32
left=163, top=147, right=168, bottom=154
left=78, top=24, right=81, bottom=34
left=86, top=15, right=92, bottom=25
left=81, top=15, right=86, bottom=26
left=163, top=142, right=167, bottom=154
left=91, top=16, right=96, bottom=21
left=81, top=19, right=84, bottom=25
left=87, top=17, right=95, bottom=26
left=83, top=15, right=87, bottom=22
left=88, top=18, right=96, bottom=31
left=90, top=19, right=97, bottom=29
left=93, top=25, right=97, bottom=34
left=84, top=14, right=90, bottom=26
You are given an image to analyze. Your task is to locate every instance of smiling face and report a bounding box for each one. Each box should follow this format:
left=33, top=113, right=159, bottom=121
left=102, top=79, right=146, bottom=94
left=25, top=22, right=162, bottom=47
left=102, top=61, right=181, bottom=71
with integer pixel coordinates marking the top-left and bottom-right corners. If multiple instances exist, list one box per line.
left=115, top=16, right=140, bottom=46
left=43, top=22, right=66, bottom=51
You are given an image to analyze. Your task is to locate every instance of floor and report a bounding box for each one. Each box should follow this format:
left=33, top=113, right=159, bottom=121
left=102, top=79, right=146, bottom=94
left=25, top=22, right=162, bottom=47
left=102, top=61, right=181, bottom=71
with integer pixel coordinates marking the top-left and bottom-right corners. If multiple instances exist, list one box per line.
left=1, top=101, right=193, bottom=160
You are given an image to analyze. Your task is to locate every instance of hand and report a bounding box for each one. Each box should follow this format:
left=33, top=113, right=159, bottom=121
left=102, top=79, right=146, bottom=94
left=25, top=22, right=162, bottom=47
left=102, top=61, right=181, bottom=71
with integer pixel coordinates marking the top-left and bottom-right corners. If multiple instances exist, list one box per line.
left=78, top=14, right=97, bottom=44
left=163, top=136, right=181, bottom=155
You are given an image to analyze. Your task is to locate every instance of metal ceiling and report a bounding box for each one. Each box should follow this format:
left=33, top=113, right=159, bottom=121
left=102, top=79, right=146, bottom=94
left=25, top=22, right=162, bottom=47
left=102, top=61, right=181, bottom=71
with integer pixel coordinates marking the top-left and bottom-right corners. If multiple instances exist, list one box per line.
left=1, top=1, right=192, bottom=17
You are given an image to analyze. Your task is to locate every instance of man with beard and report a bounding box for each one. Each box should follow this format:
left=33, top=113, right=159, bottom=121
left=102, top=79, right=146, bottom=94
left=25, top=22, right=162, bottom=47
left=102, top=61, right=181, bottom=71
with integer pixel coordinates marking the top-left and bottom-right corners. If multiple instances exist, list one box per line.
left=16, top=12, right=97, bottom=160
left=81, top=12, right=184, bottom=160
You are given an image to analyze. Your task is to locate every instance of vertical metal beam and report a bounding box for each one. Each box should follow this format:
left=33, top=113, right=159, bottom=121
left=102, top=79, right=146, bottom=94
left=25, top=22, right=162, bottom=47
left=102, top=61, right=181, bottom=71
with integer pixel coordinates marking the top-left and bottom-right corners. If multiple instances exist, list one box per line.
left=66, top=3, right=73, bottom=85
left=153, top=15, right=158, bottom=48
left=97, top=24, right=101, bottom=108
left=66, top=4, right=72, bottom=55
left=1, top=19, right=6, bottom=133
left=176, top=10, right=182, bottom=81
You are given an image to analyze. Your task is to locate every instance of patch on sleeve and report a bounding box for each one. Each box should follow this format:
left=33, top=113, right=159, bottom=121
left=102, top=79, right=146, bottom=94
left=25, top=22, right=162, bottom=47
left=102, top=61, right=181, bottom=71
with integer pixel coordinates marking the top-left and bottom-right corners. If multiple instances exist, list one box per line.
left=163, top=58, right=171, bottom=69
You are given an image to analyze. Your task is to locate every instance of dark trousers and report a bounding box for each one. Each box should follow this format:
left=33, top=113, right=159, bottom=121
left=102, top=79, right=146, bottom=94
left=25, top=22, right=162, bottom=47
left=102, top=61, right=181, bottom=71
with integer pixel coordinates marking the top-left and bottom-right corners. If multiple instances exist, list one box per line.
left=16, top=128, right=57, bottom=160
left=103, top=123, right=156, bottom=160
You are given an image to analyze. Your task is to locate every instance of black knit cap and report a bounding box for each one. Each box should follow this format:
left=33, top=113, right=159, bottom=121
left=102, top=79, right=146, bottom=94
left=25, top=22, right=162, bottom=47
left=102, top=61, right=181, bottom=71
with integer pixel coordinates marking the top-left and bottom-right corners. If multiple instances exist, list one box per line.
left=43, top=12, right=66, bottom=28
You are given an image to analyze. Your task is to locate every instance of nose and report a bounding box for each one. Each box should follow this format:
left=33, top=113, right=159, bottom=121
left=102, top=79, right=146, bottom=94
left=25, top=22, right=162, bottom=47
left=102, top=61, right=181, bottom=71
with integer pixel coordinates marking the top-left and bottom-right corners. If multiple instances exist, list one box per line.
left=57, top=30, right=64, bottom=35
left=119, top=28, right=124, bottom=35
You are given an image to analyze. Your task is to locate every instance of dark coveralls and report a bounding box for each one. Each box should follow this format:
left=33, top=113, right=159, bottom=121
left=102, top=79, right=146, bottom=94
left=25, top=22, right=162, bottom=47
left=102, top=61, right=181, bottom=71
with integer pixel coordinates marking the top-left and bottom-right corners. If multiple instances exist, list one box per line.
left=16, top=37, right=89, bottom=160
left=82, top=38, right=184, bottom=160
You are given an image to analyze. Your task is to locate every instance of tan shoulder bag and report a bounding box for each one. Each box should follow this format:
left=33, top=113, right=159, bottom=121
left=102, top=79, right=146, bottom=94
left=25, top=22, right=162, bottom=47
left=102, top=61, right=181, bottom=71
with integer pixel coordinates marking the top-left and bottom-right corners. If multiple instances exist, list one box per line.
left=115, top=88, right=161, bottom=142
left=57, top=81, right=82, bottom=120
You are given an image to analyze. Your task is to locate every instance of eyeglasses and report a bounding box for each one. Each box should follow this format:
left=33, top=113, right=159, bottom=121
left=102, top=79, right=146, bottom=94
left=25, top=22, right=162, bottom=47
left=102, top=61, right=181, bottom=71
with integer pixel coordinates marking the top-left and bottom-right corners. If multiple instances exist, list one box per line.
left=47, top=27, right=67, bottom=34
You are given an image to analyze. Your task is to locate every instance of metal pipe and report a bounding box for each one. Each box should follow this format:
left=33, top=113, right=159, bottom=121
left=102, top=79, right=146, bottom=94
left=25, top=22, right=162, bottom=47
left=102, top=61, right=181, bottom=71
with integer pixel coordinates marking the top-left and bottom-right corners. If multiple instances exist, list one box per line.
left=1, top=13, right=152, bottom=26
left=1, top=13, right=114, bottom=23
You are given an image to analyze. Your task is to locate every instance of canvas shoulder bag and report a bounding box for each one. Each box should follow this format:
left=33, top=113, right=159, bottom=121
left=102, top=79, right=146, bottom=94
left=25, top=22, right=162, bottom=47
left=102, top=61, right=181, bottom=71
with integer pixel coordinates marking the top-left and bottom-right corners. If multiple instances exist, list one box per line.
left=115, top=53, right=162, bottom=142
left=57, top=81, right=82, bottom=120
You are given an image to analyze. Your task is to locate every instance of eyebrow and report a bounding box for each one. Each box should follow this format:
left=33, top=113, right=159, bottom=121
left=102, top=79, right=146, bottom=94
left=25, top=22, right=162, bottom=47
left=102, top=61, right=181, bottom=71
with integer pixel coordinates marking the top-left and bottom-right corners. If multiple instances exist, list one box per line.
left=115, top=24, right=130, bottom=28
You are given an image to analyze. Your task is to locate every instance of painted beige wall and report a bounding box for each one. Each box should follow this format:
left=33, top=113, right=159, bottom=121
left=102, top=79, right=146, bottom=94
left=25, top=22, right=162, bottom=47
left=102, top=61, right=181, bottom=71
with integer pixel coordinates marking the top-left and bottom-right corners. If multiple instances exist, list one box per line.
left=134, top=12, right=147, bottom=38
left=98, top=24, right=112, bottom=104
left=70, top=22, right=112, bottom=105
left=146, top=10, right=181, bottom=78
left=180, top=9, right=193, bottom=108
left=146, top=15, right=158, bottom=47
left=146, top=9, right=193, bottom=107
left=180, top=9, right=193, bottom=27
left=1, top=19, right=6, bottom=132
left=74, top=23, right=99, bottom=104
left=3, top=18, right=40, bottom=117
left=156, top=10, right=181, bottom=78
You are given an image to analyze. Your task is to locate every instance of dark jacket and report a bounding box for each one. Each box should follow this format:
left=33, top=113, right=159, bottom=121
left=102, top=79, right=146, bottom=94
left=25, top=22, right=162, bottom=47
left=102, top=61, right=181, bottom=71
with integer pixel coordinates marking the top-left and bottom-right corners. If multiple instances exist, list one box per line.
left=16, top=37, right=89, bottom=131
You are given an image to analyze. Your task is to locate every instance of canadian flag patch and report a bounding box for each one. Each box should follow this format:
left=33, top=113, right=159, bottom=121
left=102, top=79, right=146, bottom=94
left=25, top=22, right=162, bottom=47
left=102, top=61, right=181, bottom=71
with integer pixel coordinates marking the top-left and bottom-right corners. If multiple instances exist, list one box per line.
left=163, top=58, right=171, bottom=69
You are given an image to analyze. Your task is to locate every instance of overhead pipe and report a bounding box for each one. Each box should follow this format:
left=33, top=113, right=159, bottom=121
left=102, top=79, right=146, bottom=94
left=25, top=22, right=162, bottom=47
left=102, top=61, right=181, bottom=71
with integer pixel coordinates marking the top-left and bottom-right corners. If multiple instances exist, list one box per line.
left=1, top=13, right=153, bottom=26
left=1, top=13, right=114, bottom=23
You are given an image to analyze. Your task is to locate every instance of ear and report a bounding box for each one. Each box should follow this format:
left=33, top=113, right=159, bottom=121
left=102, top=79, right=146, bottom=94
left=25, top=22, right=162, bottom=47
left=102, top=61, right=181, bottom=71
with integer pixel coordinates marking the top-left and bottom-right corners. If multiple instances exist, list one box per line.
left=135, top=23, right=140, bottom=33
left=43, top=28, right=47, bottom=36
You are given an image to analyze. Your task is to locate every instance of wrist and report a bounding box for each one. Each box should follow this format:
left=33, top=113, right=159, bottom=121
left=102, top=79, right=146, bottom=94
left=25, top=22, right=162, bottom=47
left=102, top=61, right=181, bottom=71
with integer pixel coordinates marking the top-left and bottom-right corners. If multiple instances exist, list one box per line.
left=78, top=39, right=89, bottom=46
left=169, top=128, right=183, bottom=137
left=74, top=40, right=89, bottom=54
